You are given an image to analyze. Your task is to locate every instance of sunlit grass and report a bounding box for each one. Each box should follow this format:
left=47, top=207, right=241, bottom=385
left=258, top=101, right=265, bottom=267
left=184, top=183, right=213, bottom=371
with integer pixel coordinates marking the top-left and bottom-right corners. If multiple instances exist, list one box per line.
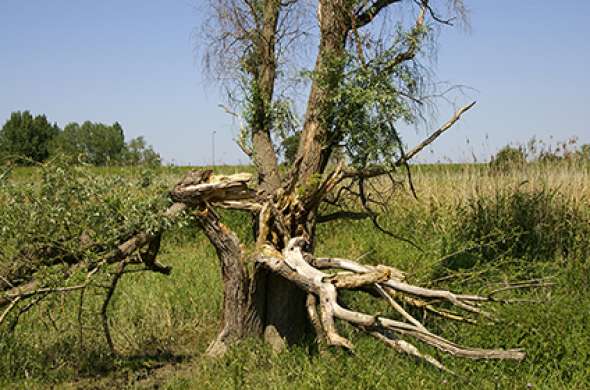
left=1, top=161, right=589, bottom=389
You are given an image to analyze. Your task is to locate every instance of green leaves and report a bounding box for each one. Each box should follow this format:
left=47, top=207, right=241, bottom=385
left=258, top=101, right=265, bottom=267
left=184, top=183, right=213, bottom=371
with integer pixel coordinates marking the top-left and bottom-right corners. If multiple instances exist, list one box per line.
left=1, top=111, right=161, bottom=167
left=49, top=121, right=126, bottom=166
left=0, top=111, right=60, bottom=164
left=0, top=158, right=173, bottom=274
left=332, top=52, right=415, bottom=167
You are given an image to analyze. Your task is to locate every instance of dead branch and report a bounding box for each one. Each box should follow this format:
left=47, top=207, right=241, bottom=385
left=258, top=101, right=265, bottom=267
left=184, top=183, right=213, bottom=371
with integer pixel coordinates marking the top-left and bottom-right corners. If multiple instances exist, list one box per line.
left=257, top=237, right=525, bottom=371
left=340, top=101, right=477, bottom=182
left=400, top=101, right=477, bottom=164
left=317, top=210, right=371, bottom=223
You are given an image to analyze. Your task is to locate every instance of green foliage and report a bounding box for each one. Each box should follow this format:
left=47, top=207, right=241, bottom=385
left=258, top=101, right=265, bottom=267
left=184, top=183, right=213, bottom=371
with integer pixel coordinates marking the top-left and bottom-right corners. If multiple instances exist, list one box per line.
left=490, top=145, right=526, bottom=172
left=0, top=158, right=179, bottom=296
left=1, top=164, right=589, bottom=388
left=120, top=136, right=161, bottom=166
left=515, top=137, right=589, bottom=166
left=578, top=144, right=590, bottom=161
left=0, top=111, right=60, bottom=164
left=280, top=131, right=300, bottom=165
left=226, top=4, right=433, bottom=170
left=0, top=111, right=162, bottom=167
left=49, top=121, right=126, bottom=165
left=444, top=187, right=590, bottom=270
left=330, top=23, right=429, bottom=167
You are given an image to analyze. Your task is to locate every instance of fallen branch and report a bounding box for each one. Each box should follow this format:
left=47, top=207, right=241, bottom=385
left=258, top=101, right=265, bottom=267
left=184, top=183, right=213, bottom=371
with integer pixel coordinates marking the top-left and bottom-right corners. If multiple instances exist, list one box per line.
left=258, top=237, right=526, bottom=371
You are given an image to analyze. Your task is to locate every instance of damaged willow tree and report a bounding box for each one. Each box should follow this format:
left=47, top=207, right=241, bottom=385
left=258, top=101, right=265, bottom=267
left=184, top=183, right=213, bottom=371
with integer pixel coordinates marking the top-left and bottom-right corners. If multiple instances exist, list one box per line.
left=1, top=0, right=530, bottom=371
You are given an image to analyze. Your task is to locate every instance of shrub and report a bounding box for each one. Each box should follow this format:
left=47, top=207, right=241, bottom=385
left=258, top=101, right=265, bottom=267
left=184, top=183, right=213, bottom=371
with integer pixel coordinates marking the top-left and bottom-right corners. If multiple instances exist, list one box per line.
left=490, top=146, right=526, bottom=172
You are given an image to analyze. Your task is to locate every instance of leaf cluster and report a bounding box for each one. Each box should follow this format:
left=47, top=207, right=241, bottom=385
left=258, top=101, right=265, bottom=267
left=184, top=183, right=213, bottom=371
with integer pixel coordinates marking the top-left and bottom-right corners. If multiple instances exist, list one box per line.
left=331, top=24, right=430, bottom=167
left=0, top=158, right=178, bottom=289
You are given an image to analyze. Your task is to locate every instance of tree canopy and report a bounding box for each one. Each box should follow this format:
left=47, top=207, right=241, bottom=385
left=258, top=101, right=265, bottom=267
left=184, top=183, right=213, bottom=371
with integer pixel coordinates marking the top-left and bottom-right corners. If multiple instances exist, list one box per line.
left=0, top=111, right=161, bottom=166
left=0, top=111, right=60, bottom=164
left=50, top=121, right=126, bottom=166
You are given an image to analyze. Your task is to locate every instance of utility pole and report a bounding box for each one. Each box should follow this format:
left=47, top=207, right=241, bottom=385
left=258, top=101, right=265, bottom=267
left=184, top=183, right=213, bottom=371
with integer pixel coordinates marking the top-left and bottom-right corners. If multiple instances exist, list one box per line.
left=211, top=130, right=216, bottom=168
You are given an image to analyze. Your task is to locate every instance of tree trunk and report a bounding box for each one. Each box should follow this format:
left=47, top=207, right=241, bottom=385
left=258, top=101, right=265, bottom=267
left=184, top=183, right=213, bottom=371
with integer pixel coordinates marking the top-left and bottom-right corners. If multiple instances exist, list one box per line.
left=249, top=0, right=282, bottom=193
left=259, top=270, right=310, bottom=350
left=198, top=210, right=252, bottom=356
left=297, top=1, right=351, bottom=183
left=249, top=3, right=355, bottom=350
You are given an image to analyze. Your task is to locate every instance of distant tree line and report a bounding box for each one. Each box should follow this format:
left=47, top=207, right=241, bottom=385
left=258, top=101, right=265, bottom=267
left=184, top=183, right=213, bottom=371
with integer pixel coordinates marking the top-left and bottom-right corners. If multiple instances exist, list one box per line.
left=0, top=111, right=160, bottom=166
left=491, top=137, right=590, bottom=171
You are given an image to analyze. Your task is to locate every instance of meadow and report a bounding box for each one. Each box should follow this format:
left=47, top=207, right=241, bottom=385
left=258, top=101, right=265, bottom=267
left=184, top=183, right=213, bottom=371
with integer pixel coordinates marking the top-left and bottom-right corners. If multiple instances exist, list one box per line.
left=1, top=161, right=589, bottom=389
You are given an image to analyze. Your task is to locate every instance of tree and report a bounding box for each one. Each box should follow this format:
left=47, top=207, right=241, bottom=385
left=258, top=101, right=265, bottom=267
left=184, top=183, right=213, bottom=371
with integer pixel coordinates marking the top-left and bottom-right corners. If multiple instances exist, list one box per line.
left=0, top=111, right=60, bottom=164
left=121, top=136, right=161, bottom=166
left=192, top=0, right=524, bottom=363
left=50, top=121, right=126, bottom=165
left=490, top=145, right=526, bottom=172
left=1, top=0, right=531, bottom=372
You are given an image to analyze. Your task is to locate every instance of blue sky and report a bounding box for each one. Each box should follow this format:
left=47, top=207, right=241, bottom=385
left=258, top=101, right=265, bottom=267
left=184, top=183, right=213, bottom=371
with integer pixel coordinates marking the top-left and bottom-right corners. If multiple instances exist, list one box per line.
left=1, top=1, right=588, bottom=165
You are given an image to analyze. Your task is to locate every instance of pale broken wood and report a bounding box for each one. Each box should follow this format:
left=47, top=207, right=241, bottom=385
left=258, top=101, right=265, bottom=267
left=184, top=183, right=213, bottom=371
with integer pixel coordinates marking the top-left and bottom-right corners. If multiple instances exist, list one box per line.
left=256, top=237, right=525, bottom=371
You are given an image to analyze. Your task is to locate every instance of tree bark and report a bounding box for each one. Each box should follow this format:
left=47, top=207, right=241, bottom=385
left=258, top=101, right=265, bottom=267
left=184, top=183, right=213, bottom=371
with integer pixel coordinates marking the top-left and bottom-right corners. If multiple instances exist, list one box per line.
left=252, top=2, right=357, bottom=349
left=197, top=209, right=252, bottom=356
left=249, top=0, right=282, bottom=193
left=297, top=1, right=352, bottom=183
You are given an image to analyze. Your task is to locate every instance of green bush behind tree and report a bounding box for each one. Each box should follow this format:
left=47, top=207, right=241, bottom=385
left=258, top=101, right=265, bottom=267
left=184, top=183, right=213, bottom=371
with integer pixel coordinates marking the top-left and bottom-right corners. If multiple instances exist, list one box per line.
left=0, top=111, right=160, bottom=166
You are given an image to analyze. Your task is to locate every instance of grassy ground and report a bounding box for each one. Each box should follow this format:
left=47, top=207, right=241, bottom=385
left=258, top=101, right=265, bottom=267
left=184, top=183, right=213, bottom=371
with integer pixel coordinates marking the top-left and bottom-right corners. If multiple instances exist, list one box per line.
left=1, top=162, right=589, bottom=389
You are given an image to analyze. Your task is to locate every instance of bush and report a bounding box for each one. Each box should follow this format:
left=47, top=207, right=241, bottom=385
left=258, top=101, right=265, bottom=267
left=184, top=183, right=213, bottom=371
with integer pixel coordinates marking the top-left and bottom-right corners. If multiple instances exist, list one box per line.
left=490, top=146, right=526, bottom=172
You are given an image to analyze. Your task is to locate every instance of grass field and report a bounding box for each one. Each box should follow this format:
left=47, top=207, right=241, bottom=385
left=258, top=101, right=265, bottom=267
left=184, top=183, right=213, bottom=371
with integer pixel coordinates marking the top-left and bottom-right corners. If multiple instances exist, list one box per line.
left=1, top=161, right=589, bottom=389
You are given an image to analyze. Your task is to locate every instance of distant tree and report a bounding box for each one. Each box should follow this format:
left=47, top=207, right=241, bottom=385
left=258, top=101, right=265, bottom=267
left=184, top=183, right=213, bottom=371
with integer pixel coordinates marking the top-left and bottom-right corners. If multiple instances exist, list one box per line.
left=0, top=111, right=60, bottom=164
left=122, top=136, right=161, bottom=166
left=578, top=144, right=590, bottom=161
left=50, top=121, right=126, bottom=165
left=491, top=146, right=526, bottom=171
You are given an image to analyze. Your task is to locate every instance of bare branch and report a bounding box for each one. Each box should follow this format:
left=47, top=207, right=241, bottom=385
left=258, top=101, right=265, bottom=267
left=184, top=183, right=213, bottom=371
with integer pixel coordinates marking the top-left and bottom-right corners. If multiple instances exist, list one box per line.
left=355, top=0, right=404, bottom=28
left=317, top=210, right=371, bottom=223
left=401, top=101, right=476, bottom=163
left=101, top=261, right=127, bottom=356
left=340, top=101, right=477, bottom=181
left=256, top=237, right=526, bottom=366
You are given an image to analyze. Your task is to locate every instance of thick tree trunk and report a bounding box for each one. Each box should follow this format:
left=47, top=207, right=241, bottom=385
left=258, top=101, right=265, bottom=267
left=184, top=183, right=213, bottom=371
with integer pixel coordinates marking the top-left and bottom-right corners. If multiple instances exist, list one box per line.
left=202, top=224, right=310, bottom=352
left=259, top=271, right=310, bottom=350
left=198, top=210, right=252, bottom=356
left=253, top=1, right=350, bottom=349
left=297, top=1, right=351, bottom=183
left=250, top=0, right=282, bottom=193
left=255, top=4, right=355, bottom=347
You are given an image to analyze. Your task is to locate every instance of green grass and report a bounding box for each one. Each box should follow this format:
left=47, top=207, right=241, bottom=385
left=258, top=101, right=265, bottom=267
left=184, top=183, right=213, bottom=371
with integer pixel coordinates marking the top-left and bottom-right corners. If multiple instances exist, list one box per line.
left=1, top=162, right=589, bottom=389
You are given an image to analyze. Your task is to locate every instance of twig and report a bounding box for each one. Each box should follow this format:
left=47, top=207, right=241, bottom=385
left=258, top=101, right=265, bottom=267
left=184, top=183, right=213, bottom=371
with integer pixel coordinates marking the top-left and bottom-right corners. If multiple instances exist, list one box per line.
left=0, top=297, right=20, bottom=324
left=101, top=261, right=128, bottom=356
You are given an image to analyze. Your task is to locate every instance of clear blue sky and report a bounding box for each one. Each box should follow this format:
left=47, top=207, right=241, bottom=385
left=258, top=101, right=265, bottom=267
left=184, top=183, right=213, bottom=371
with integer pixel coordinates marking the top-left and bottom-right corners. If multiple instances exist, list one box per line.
left=1, top=1, right=588, bottom=165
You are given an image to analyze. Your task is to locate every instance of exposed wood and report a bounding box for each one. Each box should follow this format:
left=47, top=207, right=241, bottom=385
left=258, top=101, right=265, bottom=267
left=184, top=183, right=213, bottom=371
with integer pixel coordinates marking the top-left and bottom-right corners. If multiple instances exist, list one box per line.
left=257, top=237, right=527, bottom=369
left=197, top=207, right=251, bottom=357
left=296, top=1, right=353, bottom=184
